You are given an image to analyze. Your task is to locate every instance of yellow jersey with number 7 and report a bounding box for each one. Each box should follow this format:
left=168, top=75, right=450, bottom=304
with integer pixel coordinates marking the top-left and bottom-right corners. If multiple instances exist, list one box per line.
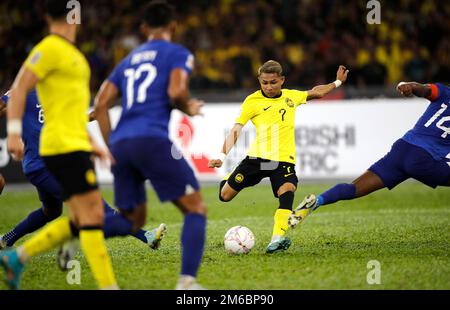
left=235, top=89, right=307, bottom=164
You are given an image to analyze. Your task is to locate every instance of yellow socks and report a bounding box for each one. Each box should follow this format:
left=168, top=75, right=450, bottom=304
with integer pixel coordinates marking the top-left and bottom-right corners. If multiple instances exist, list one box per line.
left=79, top=229, right=117, bottom=289
left=19, top=217, right=117, bottom=289
left=271, top=209, right=291, bottom=240
left=22, top=216, right=72, bottom=259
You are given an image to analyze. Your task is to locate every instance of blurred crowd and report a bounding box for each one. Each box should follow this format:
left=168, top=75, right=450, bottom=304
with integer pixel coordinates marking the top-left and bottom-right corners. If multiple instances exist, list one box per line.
left=0, top=0, right=448, bottom=94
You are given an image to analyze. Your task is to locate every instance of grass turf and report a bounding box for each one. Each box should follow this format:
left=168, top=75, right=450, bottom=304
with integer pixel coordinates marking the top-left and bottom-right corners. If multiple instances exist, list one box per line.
left=0, top=182, right=449, bottom=290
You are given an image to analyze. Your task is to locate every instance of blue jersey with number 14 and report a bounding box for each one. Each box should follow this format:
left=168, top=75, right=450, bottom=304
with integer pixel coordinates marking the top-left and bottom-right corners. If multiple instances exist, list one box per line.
left=2, top=90, right=45, bottom=174
left=402, top=83, right=450, bottom=161
left=107, top=39, right=194, bottom=146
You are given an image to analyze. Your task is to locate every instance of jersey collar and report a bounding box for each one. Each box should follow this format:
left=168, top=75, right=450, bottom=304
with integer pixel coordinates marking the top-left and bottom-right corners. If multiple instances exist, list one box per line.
left=49, top=33, right=76, bottom=46
left=260, top=89, right=282, bottom=99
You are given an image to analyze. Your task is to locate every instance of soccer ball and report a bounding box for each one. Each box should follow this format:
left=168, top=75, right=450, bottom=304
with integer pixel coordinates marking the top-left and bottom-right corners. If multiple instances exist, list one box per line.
left=224, top=226, right=255, bottom=255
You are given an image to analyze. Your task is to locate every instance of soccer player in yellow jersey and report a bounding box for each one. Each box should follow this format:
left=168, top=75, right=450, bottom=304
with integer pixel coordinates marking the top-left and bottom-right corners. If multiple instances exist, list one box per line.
left=1, top=0, right=118, bottom=289
left=209, top=60, right=349, bottom=253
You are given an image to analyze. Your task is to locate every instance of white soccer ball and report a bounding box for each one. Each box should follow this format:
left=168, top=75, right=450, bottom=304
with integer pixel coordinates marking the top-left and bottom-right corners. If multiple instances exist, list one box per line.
left=224, top=226, right=255, bottom=255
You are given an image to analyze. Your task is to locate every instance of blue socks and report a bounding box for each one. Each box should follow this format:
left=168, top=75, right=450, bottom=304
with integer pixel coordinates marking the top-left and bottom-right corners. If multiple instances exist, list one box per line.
left=2, top=199, right=150, bottom=247
left=102, top=200, right=147, bottom=243
left=317, top=183, right=356, bottom=208
left=103, top=212, right=133, bottom=238
left=3, top=208, right=57, bottom=247
left=181, top=213, right=206, bottom=277
left=132, top=230, right=147, bottom=243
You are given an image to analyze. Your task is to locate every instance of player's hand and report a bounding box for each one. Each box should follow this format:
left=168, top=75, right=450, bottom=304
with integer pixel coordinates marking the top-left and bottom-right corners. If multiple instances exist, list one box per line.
left=208, top=159, right=223, bottom=168
left=336, top=65, right=349, bottom=83
left=88, top=110, right=96, bottom=122
left=397, top=82, right=413, bottom=97
left=0, top=106, right=6, bottom=118
left=7, top=135, right=24, bottom=161
left=91, top=141, right=115, bottom=167
left=187, top=98, right=204, bottom=117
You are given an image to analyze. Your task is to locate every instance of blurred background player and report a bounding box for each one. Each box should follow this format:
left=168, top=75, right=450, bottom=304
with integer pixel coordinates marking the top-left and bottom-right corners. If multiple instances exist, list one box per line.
left=94, top=1, right=207, bottom=290
left=1, top=0, right=118, bottom=290
left=290, top=82, right=450, bottom=228
left=208, top=60, right=349, bottom=253
left=0, top=90, right=167, bottom=256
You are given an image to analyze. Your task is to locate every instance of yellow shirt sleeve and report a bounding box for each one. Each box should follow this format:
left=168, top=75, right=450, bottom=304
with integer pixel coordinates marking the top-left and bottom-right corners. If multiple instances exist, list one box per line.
left=24, top=39, right=60, bottom=80
left=291, top=90, right=308, bottom=107
left=235, top=97, right=255, bottom=125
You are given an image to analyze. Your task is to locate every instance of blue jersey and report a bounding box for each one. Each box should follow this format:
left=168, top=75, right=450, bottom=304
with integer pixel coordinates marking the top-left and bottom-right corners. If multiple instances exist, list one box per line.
left=402, top=83, right=450, bottom=161
left=107, top=39, right=194, bottom=145
left=2, top=90, right=45, bottom=174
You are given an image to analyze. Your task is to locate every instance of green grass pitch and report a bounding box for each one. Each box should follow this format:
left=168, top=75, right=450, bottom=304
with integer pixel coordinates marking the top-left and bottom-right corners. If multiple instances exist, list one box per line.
left=0, top=182, right=449, bottom=290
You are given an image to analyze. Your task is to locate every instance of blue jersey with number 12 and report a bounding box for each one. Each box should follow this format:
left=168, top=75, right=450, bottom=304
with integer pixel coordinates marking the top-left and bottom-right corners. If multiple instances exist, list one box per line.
left=2, top=90, right=45, bottom=174
left=107, top=39, right=194, bottom=146
left=402, top=83, right=450, bottom=161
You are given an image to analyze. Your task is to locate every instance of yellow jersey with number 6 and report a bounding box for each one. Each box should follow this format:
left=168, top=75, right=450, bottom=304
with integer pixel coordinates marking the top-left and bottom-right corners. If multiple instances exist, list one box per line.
left=24, top=34, right=92, bottom=156
left=235, top=89, right=308, bottom=164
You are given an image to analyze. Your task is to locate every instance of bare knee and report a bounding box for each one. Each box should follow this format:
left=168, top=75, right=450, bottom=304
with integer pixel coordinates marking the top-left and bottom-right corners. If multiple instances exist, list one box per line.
left=277, top=183, right=297, bottom=197
left=219, top=183, right=238, bottom=202
left=219, top=191, right=235, bottom=202
left=187, top=201, right=208, bottom=216
left=174, top=192, right=208, bottom=216
left=68, top=190, right=104, bottom=227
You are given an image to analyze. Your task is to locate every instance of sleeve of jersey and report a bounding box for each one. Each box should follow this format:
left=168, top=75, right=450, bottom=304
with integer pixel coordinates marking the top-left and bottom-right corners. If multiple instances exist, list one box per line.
left=235, top=99, right=254, bottom=126
left=170, top=48, right=194, bottom=75
left=24, top=40, right=58, bottom=80
left=427, top=83, right=448, bottom=102
left=293, top=90, right=308, bottom=107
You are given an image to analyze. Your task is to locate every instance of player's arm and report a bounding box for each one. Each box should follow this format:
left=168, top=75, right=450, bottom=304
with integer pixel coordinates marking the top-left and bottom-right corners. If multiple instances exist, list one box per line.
left=7, top=66, right=38, bottom=160
left=88, top=134, right=114, bottom=165
left=94, top=81, right=120, bottom=145
left=208, top=123, right=244, bottom=168
left=168, top=68, right=204, bottom=116
left=396, top=82, right=436, bottom=99
left=306, top=65, right=349, bottom=100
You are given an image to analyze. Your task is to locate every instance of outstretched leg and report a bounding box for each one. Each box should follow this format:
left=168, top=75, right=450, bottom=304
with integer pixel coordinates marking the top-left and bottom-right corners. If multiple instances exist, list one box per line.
left=0, top=204, right=62, bottom=249
left=1, top=170, right=63, bottom=249
left=316, top=170, right=385, bottom=208
left=102, top=201, right=167, bottom=249
left=289, top=171, right=386, bottom=229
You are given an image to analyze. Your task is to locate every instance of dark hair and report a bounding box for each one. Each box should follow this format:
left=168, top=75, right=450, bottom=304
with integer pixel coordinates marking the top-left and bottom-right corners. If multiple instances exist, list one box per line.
left=141, top=1, right=175, bottom=28
left=258, top=60, right=283, bottom=77
left=44, top=0, right=73, bottom=19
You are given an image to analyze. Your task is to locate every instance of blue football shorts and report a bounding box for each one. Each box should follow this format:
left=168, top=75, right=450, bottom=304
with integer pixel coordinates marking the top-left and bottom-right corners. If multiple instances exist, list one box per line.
left=369, top=139, right=450, bottom=189
left=111, top=136, right=200, bottom=211
left=26, top=168, right=64, bottom=211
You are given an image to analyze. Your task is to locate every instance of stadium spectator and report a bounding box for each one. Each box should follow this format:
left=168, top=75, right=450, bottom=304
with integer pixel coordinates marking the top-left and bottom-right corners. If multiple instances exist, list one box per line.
left=0, top=0, right=448, bottom=94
